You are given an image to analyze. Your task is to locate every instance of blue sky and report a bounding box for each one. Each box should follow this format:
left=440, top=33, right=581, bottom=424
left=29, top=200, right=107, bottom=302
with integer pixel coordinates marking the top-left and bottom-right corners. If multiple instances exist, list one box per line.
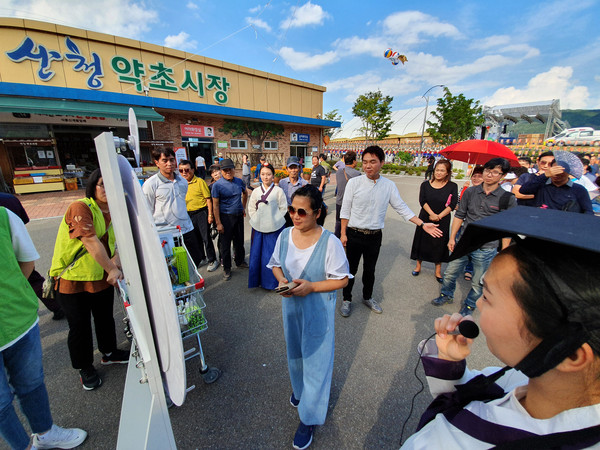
left=1, top=0, right=599, bottom=124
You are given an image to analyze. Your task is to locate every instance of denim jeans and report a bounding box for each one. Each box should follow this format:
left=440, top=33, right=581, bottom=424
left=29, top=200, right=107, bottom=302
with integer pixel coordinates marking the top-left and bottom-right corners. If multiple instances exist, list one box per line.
left=0, top=324, right=53, bottom=450
left=440, top=247, right=497, bottom=308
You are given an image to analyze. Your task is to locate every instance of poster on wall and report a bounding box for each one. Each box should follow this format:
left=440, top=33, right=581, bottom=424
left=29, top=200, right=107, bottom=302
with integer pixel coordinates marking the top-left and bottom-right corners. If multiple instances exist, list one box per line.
left=180, top=125, right=214, bottom=138
left=175, top=147, right=187, bottom=165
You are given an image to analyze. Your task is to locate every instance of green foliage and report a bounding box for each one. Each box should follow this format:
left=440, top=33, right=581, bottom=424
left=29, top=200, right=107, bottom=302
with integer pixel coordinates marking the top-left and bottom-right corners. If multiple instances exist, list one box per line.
left=397, top=151, right=413, bottom=164
left=323, top=109, right=343, bottom=137
left=426, top=87, right=485, bottom=146
left=219, top=120, right=284, bottom=146
left=352, top=90, right=394, bottom=141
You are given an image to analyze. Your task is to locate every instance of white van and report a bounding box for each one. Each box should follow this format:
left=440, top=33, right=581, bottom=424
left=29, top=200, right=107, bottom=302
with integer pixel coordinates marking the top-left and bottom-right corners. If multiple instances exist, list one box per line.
left=555, top=129, right=600, bottom=146
left=544, top=127, right=594, bottom=146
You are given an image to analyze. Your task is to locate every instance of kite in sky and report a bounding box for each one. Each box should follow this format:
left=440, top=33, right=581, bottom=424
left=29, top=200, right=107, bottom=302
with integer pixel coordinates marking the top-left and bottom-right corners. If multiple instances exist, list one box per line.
left=384, top=48, right=407, bottom=65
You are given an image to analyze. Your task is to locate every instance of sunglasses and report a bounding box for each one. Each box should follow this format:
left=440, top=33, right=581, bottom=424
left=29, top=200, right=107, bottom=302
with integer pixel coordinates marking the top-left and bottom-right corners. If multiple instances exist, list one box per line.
left=178, top=168, right=191, bottom=173
left=288, top=206, right=317, bottom=217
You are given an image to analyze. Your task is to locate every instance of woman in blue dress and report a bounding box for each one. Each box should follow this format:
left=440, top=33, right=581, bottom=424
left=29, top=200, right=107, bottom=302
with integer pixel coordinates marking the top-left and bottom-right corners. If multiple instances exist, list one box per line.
left=268, top=185, right=350, bottom=449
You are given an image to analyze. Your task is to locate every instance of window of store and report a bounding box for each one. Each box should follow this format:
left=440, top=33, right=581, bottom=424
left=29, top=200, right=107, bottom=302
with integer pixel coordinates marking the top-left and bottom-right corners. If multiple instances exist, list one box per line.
left=231, top=139, right=247, bottom=149
left=264, top=140, right=278, bottom=150
left=290, top=145, right=308, bottom=166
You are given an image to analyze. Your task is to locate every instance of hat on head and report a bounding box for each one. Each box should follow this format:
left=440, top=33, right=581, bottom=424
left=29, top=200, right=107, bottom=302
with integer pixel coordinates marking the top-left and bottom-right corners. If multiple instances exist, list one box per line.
left=504, top=173, right=517, bottom=180
left=451, top=206, right=600, bottom=259
left=286, top=156, right=301, bottom=167
left=219, top=158, right=235, bottom=169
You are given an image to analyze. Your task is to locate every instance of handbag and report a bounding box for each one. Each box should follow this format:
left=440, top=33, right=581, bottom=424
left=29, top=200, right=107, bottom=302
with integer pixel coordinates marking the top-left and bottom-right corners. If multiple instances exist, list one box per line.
left=42, top=247, right=87, bottom=299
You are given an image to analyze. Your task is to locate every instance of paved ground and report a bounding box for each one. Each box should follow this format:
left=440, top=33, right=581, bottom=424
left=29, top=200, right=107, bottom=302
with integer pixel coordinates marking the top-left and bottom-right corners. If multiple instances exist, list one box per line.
left=8, top=175, right=500, bottom=450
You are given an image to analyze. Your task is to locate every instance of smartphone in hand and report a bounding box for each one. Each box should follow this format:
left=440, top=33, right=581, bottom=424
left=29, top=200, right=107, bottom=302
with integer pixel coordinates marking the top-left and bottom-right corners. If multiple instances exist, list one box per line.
left=275, top=281, right=299, bottom=294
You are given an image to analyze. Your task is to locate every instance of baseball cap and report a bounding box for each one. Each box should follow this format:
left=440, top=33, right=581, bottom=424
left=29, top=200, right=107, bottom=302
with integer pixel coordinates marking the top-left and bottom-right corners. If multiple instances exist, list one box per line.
left=286, top=156, right=301, bottom=167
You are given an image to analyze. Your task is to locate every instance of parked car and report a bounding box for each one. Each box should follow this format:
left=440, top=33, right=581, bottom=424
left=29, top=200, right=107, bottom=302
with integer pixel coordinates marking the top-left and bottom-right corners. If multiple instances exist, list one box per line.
left=555, top=129, right=600, bottom=146
left=544, top=127, right=594, bottom=146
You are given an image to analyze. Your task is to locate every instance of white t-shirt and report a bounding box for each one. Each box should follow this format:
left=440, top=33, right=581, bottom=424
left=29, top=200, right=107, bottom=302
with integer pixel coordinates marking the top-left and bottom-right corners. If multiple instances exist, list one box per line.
left=195, top=155, right=206, bottom=169
left=267, top=227, right=352, bottom=281
left=7, top=208, right=39, bottom=262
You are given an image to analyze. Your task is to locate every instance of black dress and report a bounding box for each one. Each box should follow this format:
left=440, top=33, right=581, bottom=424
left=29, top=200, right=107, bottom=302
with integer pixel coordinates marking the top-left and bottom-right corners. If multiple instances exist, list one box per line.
left=410, top=180, right=458, bottom=263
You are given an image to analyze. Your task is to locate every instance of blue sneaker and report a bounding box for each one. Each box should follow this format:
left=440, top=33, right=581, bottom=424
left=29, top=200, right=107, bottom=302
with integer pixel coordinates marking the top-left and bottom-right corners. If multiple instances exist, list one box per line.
left=431, top=294, right=453, bottom=306
left=290, top=392, right=300, bottom=408
left=459, top=304, right=476, bottom=316
left=293, top=422, right=314, bottom=449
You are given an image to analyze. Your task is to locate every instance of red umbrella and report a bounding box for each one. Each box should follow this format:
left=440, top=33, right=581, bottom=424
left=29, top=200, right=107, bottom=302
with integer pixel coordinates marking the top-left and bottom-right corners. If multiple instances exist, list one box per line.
left=440, top=140, right=520, bottom=167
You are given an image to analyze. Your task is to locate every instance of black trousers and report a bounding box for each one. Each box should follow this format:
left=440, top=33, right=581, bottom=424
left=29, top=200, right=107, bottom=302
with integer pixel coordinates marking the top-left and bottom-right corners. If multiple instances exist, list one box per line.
left=219, top=213, right=245, bottom=271
left=183, top=228, right=203, bottom=267
left=189, top=208, right=216, bottom=262
left=57, top=287, right=117, bottom=369
left=334, top=204, right=342, bottom=238
left=342, top=228, right=383, bottom=302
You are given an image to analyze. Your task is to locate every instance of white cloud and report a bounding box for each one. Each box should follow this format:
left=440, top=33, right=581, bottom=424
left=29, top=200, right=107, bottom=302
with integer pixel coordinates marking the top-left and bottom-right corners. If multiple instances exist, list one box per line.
left=0, top=0, right=159, bottom=39
left=483, top=66, right=590, bottom=109
left=186, top=1, right=198, bottom=9
left=249, top=5, right=262, bottom=13
left=279, top=46, right=338, bottom=71
left=245, top=17, right=271, bottom=33
left=471, top=35, right=512, bottom=50
left=383, top=11, right=462, bottom=44
left=163, top=31, right=197, bottom=51
left=333, top=36, right=387, bottom=57
left=280, top=1, right=330, bottom=29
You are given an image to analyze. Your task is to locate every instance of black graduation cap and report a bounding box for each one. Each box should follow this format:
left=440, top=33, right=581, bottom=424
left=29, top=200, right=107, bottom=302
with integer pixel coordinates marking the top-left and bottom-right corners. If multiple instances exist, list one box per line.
left=451, top=206, right=600, bottom=260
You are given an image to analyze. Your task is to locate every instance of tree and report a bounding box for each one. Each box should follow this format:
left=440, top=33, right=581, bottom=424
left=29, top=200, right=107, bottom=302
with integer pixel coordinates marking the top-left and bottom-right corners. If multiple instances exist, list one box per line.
left=426, top=87, right=484, bottom=146
left=322, top=109, right=343, bottom=138
left=352, top=90, right=394, bottom=141
left=219, top=120, right=284, bottom=148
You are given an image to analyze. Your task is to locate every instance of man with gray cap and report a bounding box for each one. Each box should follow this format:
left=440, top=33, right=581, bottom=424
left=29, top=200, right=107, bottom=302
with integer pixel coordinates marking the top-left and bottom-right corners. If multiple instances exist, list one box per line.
left=211, top=158, right=249, bottom=280
left=279, top=156, right=308, bottom=227
left=520, top=160, right=593, bottom=214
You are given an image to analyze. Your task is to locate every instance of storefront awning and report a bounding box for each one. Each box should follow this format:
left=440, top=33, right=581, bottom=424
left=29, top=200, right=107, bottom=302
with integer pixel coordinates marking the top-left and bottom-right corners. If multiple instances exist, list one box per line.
left=0, top=97, right=164, bottom=122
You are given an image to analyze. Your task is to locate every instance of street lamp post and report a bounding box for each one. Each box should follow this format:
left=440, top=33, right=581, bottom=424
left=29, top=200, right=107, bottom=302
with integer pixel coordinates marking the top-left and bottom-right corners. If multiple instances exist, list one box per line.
left=419, top=84, right=445, bottom=163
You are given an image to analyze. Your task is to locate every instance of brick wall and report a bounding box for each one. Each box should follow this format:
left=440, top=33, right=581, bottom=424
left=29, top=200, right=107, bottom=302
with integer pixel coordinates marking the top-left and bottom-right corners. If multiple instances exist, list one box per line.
left=151, top=111, right=322, bottom=169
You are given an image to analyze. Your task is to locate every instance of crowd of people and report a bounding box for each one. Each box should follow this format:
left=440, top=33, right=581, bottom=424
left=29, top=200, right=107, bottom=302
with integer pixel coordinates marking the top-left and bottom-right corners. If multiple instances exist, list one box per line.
left=2, top=144, right=599, bottom=450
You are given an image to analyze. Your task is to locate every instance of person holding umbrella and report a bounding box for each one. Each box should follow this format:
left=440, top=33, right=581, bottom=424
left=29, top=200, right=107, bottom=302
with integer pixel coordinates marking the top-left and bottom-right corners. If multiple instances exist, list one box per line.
left=431, top=158, right=515, bottom=316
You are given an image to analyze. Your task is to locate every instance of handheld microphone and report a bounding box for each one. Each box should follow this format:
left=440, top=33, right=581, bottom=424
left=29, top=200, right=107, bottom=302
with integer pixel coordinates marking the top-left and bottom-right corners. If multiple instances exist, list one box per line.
left=447, top=320, right=479, bottom=339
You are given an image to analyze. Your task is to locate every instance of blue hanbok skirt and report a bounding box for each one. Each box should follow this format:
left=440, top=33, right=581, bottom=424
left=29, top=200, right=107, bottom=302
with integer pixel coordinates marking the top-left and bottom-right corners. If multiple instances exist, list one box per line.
left=248, top=226, right=284, bottom=289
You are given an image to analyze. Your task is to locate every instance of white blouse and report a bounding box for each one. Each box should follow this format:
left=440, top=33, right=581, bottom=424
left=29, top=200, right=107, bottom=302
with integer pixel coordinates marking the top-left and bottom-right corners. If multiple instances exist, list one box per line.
left=248, top=183, right=287, bottom=233
left=267, top=227, right=352, bottom=281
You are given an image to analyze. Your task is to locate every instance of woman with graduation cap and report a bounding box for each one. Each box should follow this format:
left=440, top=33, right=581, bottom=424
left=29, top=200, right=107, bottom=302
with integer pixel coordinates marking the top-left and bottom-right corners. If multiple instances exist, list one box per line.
left=402, top=206, right=600, bottom=449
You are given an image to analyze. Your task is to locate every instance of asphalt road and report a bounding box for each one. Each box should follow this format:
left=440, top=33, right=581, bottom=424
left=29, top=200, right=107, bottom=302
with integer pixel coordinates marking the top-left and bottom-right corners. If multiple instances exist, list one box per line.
left=10, top=175, right=500, bottom=450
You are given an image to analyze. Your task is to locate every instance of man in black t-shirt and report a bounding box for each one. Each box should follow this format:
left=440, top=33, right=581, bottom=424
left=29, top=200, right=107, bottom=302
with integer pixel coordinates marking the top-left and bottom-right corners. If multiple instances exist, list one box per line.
left=310, top=155, right=327, bottom=193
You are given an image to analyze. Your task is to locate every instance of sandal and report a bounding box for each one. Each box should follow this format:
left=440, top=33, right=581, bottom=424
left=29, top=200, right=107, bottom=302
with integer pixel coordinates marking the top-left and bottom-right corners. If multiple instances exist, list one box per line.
left=464, top=273, right=473, bottom=281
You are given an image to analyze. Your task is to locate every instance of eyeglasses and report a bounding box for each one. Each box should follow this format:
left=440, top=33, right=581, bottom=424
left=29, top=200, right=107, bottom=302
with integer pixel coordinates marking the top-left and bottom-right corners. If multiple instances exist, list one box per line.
left=483, top=168, right=503, bottom=177
left=288, top=205, right=317, bottom=217
left=178, top=168, right=191, bottom=173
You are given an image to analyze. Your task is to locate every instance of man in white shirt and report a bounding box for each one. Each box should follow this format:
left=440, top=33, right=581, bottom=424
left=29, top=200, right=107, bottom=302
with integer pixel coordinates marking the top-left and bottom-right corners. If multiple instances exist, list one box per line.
left=195, top=154, right=206, bottom=179
left=339, top=146, right=443, bottom=317
left=142, top=148, right=203, bottom=266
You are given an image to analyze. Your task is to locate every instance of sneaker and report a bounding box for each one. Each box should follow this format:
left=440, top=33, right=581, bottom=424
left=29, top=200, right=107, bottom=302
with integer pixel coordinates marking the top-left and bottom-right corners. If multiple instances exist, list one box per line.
left=223, top=271, right=232, bottom=281
left=197, top=258, right=209, bottom=267
left=32, top=424, right=87, bottom=449
left=293, top=422, right=314, bottom=450
left=207, top=260, right=219, bottom=272
left=431, top=294, right=453, bottom=306
left=236, top=261, right=249, bottom=269
left=101, top=349, right=130, bottom=365
left=290, top=392, right=300, bottom=408
left=459, top=304, right=476, bottom=316
left=362, top=298, right=382, bottom=314
left=79, top=367, right=101, bottom=391
left=339, top=300, right=352, bottom=317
